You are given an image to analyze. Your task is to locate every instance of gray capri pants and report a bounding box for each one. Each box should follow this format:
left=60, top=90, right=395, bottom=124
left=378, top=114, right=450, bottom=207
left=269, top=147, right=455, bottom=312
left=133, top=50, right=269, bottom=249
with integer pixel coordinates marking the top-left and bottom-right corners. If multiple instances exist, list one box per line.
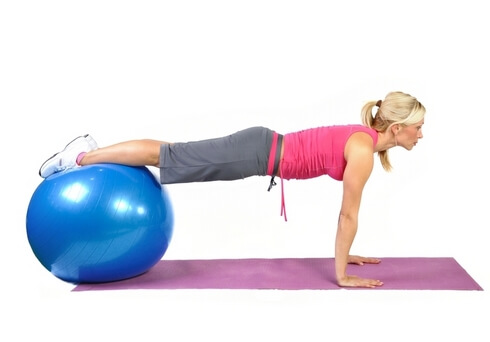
left=159, top=126, right=278, bottom=184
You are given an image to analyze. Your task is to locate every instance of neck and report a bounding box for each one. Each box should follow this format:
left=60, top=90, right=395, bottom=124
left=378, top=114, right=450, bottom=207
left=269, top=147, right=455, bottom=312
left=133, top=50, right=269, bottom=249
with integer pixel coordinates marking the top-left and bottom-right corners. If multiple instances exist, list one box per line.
left=374, top=131, right=397, bottom=152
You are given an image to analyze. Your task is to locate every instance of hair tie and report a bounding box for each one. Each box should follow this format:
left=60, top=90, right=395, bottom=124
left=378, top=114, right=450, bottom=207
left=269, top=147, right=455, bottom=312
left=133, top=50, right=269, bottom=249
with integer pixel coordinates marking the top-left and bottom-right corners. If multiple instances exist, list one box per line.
left=376, top=100, right=382, bottom=107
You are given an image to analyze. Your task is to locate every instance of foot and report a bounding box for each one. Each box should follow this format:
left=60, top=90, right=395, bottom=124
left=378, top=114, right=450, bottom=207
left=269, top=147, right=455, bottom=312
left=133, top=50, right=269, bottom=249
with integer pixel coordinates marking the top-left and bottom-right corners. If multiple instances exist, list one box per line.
left=39, top=134, right=98, bottom=178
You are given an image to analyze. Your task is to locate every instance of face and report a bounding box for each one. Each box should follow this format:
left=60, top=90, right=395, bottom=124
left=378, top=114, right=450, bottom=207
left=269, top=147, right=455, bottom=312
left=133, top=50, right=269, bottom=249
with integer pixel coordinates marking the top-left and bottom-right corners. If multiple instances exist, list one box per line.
left=395, top=119, right=424, bottom=150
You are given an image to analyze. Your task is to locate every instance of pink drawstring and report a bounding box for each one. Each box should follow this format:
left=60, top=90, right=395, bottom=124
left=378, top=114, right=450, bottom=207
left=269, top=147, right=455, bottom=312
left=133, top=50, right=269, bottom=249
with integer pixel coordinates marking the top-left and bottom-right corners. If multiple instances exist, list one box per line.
left=280, top=167, right=287, bottom=221
left=266, top=132, right=287, bottom=222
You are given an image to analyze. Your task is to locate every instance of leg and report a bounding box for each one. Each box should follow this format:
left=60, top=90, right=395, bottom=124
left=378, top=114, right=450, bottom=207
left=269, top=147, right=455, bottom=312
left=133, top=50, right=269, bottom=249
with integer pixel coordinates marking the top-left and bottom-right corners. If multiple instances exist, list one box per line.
left=81, top=139, right=169, bottom=167
left=39, top=135, right=171, bottom=178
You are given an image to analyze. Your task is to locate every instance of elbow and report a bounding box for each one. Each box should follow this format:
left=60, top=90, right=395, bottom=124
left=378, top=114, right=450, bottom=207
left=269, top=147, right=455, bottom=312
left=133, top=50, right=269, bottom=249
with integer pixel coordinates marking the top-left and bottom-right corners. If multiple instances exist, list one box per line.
left=338, top=211, right=357, bottom=222
left=338, top=211, right=358, bottom=229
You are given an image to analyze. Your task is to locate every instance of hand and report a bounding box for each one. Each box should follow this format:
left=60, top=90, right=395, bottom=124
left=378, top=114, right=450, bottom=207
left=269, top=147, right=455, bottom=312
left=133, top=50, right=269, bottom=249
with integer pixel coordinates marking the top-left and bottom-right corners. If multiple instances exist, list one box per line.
left=336, top=255, right=383, bottom=288
left=337, top=275, right=384, bottom=288
left=348, top=255, right=381, bottom=266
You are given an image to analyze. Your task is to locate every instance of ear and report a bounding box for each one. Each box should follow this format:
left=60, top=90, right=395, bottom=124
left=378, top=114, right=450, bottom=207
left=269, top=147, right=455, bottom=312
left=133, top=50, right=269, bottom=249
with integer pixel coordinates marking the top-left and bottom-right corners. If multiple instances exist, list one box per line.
left=391, top=124, right=401, bottom=135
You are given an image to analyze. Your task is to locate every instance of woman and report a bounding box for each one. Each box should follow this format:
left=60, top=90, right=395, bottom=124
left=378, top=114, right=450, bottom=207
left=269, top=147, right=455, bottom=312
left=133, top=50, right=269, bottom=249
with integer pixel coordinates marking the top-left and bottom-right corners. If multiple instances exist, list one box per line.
left=39, top=91, right=426, bottom=288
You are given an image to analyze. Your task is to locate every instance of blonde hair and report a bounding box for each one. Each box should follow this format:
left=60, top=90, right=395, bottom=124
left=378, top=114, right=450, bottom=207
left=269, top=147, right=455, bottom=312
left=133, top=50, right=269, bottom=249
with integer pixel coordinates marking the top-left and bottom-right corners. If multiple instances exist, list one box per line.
left=361, top=91, right=426, bottom=171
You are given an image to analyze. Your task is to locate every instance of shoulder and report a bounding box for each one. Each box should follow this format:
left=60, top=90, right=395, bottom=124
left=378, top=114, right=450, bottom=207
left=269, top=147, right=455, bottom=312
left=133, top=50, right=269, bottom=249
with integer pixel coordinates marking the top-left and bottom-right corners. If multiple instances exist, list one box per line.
left=344, top=131, right=374, bottom=175
left=345, top=130, right=375, bottom=155
left=343, top=132, right=374, bottom=185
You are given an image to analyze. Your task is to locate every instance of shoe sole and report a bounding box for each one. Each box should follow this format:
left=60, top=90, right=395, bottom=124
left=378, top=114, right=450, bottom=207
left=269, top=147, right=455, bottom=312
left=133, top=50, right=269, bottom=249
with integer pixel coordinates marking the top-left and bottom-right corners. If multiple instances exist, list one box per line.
left=38, top=134, right=92, bottom=177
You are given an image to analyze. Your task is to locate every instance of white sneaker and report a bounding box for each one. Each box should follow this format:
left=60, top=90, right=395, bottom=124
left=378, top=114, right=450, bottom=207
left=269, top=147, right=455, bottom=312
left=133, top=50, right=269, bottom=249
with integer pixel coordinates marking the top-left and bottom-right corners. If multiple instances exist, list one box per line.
left=39, top=134, right=98, bottom=178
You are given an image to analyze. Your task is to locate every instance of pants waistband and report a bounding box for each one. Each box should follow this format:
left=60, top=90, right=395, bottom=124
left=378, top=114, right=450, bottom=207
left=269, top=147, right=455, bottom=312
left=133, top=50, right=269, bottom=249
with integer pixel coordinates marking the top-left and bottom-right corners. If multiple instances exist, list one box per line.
left=267, top=132, right=283, bottom=176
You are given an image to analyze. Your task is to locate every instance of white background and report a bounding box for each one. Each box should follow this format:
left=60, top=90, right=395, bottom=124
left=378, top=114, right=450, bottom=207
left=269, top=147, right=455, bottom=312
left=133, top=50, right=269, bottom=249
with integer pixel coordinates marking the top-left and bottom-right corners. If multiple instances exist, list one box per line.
left=1, top=1, right=489, bottom=341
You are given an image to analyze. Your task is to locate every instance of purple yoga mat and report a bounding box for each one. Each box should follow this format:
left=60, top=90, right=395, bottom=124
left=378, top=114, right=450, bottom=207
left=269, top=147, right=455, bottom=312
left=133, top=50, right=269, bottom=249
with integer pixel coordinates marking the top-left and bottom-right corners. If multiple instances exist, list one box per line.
left=72, top=257, right=483, bottom=291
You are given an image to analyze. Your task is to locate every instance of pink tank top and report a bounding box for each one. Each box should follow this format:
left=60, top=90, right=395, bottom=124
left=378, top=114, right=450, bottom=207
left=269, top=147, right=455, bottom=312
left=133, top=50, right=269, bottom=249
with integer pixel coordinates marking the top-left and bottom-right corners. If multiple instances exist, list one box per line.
left=277, top=125, right=378, bottom=221
left=281, top=125, right=378, bottom=181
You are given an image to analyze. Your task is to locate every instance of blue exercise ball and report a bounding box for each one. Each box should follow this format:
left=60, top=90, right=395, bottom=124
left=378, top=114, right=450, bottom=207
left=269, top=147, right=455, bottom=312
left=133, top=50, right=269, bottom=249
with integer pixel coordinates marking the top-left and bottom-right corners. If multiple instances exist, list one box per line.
left=26, top=164, right=174, bottom=283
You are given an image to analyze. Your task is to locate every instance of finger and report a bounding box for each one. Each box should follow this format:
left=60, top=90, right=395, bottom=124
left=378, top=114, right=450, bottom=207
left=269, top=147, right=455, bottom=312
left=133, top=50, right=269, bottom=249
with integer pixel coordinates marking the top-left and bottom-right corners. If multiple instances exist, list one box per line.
left=360, top=278, right=383, bottom=288
left=369, top=279, right=383, bottom=287
left=364, top=258, right=381, bottom=264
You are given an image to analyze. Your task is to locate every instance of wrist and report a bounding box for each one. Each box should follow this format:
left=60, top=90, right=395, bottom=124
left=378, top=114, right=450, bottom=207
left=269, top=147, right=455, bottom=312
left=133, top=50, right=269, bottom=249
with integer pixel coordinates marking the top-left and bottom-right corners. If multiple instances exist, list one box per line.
left=336, top=274, right=346, bottom=282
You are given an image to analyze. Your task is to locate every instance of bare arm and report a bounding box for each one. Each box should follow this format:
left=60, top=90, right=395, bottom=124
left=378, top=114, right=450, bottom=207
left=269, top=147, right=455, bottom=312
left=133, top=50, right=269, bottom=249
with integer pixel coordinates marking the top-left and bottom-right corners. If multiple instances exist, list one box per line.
left=335, top=133, right=383, bottom=288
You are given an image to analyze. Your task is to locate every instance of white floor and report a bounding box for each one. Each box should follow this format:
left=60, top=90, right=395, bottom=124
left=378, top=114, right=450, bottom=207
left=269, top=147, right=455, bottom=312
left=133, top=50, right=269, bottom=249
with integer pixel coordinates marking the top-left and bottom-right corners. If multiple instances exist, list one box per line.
left=2, top=1, right=489, bottom=341
left=6, top=256, right=489, bottom=342
left=4, top=177, right=489, bottom=342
